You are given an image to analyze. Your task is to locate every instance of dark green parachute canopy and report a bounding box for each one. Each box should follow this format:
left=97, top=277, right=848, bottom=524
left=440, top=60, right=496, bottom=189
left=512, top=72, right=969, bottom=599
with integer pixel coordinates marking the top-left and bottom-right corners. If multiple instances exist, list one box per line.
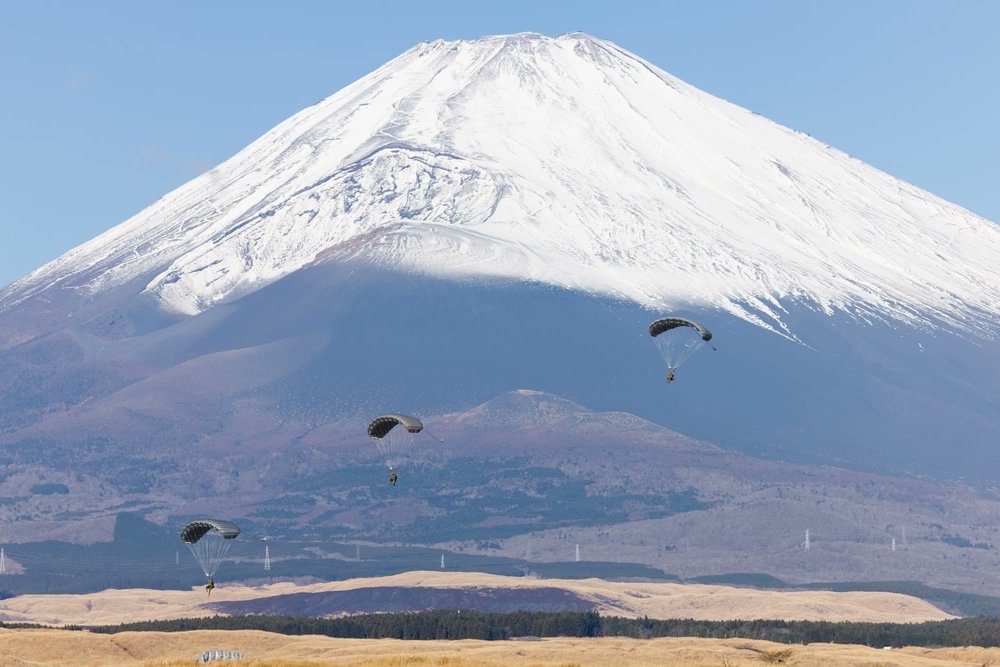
left=367, top=414, right=426, bottom=470
left=368, top=414, right=424, bottom=439
left=180, top=519, right=241, bottom=544
left=649, top=317, right=712, bottom=342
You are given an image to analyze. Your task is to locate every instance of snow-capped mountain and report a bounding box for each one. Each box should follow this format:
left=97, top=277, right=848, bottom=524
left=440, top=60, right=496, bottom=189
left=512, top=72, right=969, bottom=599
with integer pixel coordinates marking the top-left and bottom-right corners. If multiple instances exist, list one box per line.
left=0, top=27, right=998, bottom=530
left=2, top=33, right=998, bottom=338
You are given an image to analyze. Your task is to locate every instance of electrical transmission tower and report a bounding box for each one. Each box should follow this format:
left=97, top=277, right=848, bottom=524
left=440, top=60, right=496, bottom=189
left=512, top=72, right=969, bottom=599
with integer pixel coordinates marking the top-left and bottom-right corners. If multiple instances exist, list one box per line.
left=259, top=537, right=272, bottom=571
left=804, top=529, right=810, bottom=551
left=575, top=544, right=581, bottom=562
left=0, top=548, right=5, bottom=574
left=440, top=554, right=445, bottom=569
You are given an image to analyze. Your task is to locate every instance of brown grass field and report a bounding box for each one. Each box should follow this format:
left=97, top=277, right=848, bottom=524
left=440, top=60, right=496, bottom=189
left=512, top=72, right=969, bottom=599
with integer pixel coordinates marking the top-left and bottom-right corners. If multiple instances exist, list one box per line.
left=0, top=571, right=953, bottom=627
left=0, top=573, right=965, bottom=665
left=2, top=628, right=1000, bottom=666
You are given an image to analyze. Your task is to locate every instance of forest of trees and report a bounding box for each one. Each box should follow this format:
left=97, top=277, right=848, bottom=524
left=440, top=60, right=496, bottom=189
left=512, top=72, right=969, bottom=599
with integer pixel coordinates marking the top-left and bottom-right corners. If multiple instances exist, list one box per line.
left=64, top=610, right=1000, bottom=647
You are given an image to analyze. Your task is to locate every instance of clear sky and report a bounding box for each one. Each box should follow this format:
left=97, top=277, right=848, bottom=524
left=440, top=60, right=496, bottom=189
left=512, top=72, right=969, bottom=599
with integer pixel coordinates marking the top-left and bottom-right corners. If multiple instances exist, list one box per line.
left=1, top=0, right=997, bottom=289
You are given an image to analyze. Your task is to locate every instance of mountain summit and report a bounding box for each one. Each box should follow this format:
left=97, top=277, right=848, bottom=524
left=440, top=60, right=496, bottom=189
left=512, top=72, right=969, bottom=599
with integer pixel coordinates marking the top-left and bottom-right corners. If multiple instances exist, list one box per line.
left=3, top=33, right=997, bottom=338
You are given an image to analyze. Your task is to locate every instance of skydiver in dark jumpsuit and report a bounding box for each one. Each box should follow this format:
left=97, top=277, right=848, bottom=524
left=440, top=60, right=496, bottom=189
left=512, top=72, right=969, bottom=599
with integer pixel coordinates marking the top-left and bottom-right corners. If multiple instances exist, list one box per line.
left=389, top=469, right=398, bottom=486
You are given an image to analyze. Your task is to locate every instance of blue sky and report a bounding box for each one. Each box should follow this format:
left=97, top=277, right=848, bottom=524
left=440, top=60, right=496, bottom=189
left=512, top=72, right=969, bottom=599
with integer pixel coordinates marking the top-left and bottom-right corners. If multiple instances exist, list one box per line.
left=1, top=0, right=998, bottom=289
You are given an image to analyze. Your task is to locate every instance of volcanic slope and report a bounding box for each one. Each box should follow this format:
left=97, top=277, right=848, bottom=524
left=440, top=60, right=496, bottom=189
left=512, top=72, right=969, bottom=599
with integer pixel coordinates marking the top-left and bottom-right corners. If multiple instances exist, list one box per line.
left=0, top=31, right=997, bottom=546
left=6, top=391, right=1000, bottom=599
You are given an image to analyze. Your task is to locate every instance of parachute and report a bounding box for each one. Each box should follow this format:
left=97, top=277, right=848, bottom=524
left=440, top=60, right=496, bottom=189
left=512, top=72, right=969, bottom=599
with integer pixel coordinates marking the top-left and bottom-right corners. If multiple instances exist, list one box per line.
left=648, top=317, right=712, bottom=382
left=180, top=519, right=240, bottom=578
left=367, top=414, right=424, bottom=470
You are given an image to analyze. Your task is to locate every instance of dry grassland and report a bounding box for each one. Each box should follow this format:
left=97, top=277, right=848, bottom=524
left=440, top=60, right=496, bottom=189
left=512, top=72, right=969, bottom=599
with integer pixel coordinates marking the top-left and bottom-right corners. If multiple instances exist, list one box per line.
left=0, top=571, right=953, bottom=626
left=2, top=628, right=1000, bottom=667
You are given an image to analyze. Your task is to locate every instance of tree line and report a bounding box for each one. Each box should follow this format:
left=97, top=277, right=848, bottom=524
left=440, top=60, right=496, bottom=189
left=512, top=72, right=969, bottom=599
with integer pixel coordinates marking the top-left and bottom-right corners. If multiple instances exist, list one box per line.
left=70, top=610, right=1000, bottom=647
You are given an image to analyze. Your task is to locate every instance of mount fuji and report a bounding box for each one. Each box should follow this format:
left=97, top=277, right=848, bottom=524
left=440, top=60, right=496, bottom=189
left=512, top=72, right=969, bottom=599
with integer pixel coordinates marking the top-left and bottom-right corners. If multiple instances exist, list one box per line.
left=0, top=33, right=999, bottom=545
left=5, top=33, right=998, bottom=330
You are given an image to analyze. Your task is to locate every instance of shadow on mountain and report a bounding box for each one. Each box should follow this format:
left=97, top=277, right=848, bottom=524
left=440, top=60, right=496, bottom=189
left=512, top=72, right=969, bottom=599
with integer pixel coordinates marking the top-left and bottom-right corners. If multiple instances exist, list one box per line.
left=213, top=586, right=596, bottom=616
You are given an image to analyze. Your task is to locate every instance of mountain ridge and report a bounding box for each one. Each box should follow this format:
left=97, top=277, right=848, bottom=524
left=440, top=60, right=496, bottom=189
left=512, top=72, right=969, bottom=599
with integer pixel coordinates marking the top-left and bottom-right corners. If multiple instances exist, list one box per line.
left=3, top=388, right=1000, bottom=597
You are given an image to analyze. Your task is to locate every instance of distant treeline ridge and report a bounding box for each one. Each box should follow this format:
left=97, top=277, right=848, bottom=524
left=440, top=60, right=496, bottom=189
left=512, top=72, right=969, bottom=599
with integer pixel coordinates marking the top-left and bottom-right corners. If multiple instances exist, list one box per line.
left=46, top=610, right=1000, bottom=647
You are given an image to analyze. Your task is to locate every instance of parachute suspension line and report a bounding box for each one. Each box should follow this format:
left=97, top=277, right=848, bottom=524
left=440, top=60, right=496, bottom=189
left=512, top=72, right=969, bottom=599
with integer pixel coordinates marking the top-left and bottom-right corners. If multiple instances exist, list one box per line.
left=373, top=428, right=405, bottom=469
left=423, top=428, right=445, bottom=444
left=186, top=543, right=208, bottom=577
left=368, top=414, right=425, bottom=471
left=652, top=330, right=704, bottom=371
left=186, top=533, right=233, bottom=578
left=207, top=534, right=231, bottom=576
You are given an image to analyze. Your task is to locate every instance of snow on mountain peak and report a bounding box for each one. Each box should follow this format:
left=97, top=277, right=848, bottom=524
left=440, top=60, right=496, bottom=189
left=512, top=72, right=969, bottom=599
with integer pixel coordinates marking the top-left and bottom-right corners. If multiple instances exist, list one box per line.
left=3, top=32, right=999, bottom=335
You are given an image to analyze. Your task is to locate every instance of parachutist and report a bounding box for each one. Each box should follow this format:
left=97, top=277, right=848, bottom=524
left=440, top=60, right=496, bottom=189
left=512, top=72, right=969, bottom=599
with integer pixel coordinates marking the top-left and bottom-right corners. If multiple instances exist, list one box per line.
left=649, top=317, right=712, bottom=384
left=368, top=415, right=424, bottom=484
left=181, top=519, right=239, bottom=588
